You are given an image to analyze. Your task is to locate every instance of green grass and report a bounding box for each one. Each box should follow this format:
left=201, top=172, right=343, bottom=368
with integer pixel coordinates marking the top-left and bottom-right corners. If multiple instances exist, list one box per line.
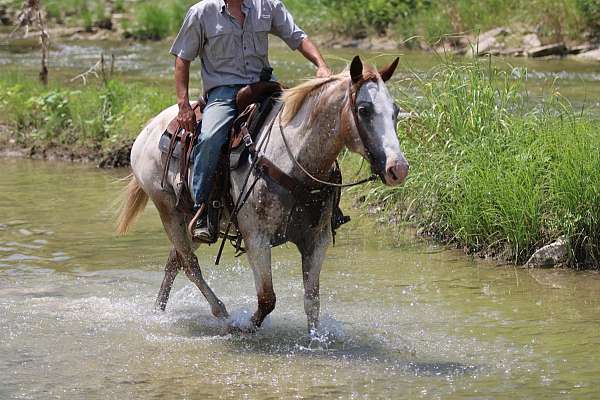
left=284, top=0, right=593, bottom=43
left=355, top=58, right=600, bottom=267
left=0, top=70, right=172, bottom=150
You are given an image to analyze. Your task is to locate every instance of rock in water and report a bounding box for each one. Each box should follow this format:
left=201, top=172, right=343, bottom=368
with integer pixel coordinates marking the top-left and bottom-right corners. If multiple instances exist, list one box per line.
left=527, top=43, right=567, bottom=57
left=526, top=236, right=569, bottom=267
left=522, top=33, right=541, bottom=48
left=471, top=27, right=510, bottom=56
left=575, top=48, right=600, bottom=61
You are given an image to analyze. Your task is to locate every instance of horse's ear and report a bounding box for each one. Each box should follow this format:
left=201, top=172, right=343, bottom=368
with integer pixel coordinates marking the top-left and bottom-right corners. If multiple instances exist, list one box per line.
left=350, top=56, right=363, bottom=84
left=379, top=57, right=399, bottom=82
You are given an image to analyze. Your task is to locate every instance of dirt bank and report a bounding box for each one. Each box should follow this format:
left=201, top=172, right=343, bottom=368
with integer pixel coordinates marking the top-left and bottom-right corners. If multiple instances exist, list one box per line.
left=0, top=126, right=132, bottom=168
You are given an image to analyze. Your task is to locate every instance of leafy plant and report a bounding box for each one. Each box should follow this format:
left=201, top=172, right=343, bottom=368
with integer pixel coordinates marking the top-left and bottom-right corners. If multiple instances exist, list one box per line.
left=133, top=3, right=171, bottom=40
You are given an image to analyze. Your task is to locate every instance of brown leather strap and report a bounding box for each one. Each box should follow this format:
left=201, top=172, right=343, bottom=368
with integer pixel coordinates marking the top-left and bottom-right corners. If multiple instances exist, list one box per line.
left=348, top=79, right=377, bottom=165
left=256, top=156, right=300, bottom=194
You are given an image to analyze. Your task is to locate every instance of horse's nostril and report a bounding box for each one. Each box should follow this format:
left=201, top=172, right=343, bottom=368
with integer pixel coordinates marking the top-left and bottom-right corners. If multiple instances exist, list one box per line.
left=385, top=160, right=409, bottom=185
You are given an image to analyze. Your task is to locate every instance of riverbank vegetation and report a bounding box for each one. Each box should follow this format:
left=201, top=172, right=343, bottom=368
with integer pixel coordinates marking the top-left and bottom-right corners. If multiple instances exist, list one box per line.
left=0, top=69, right=171, bottom=153
left=359, top=59, right=599, bottom=267
left=1, top=0, right=599, bottom=45
left=292, top=0, right=599, bottom=43
left=1, top=55, right=598, bottom=267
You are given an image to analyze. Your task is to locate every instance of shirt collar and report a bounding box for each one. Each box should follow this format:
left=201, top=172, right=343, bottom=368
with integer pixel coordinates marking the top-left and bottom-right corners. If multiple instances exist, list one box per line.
left=220, top=0, right=252, bottom=13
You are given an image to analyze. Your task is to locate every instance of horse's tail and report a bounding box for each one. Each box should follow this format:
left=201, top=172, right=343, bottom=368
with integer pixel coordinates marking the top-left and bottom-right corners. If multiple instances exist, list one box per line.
left=116, top=174, right=149, bottom=235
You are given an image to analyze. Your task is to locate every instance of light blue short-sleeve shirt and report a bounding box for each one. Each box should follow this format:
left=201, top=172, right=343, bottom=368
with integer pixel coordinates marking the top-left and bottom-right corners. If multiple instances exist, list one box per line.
left=170, top=0, right=307, bottom=94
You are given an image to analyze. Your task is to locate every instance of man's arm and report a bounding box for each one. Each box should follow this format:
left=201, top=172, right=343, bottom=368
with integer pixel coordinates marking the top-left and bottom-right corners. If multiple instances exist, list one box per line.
left=170, top=6, right=203, bottom=132
left=175, top=57, right=196, bottom=133
left=297, top=37, right=331, bottom=78
left=269, top=1, right=331, bottom=78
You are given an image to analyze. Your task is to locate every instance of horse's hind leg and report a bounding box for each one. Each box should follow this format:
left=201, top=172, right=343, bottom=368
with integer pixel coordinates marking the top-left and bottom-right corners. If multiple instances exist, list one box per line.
left=156, top=201, right=228, bottom=319
left=155, top=247, right=180, bottom=311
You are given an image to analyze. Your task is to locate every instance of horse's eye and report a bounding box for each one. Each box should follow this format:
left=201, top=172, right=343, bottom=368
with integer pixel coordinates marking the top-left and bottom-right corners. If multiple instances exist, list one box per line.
left=358, top=106, right=372, bottom=117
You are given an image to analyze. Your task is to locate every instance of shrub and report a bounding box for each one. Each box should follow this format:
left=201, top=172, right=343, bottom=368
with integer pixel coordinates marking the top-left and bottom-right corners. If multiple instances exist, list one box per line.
left=133, top=3, right=171, bottom=40
left=576, top=0, right=600, bottom=34
left=28, top=91, right=73, bottom=140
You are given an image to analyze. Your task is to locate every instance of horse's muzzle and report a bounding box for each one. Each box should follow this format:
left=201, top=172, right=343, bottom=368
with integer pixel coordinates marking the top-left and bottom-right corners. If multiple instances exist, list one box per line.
left=382, top=158, right=409, bottom=186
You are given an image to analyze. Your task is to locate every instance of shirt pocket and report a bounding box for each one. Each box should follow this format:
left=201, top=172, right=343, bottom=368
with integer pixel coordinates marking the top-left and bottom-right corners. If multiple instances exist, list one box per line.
left=252, top=15, right=272, bottom=56
left=205, top=23, right=236, bottom=61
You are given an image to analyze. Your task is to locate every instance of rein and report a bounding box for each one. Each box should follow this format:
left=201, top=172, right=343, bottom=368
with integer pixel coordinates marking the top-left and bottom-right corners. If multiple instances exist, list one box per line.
left=276, top=79, right=378, bottom=189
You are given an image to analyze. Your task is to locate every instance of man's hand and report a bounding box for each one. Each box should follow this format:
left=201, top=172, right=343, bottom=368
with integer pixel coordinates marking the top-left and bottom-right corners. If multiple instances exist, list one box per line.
left=177, top=101, right=197, bottom=133
left=298, top=38, right=331, bottom=79
left=316, top=64, right=332, bottom=78
left=174, top=57, right=196, bottom=132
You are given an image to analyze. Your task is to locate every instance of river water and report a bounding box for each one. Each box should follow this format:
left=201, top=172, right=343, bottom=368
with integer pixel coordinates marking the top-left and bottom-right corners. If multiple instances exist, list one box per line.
left=2, top=160, right=600, bottom=399
left=2, top=39, right=600, bottom=398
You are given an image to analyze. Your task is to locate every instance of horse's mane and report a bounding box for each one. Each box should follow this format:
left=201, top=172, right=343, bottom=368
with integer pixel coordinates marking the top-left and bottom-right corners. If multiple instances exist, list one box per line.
left=280, top=66, right=380, bottom=125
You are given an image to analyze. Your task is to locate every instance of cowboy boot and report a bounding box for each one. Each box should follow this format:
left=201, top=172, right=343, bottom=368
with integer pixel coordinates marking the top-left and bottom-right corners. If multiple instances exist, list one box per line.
left=188, top=205, right=214, bottom=243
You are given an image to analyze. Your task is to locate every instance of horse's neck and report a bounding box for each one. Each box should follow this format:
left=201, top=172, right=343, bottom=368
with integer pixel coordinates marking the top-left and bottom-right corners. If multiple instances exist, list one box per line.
left=265, top=84, right=348, bottom=181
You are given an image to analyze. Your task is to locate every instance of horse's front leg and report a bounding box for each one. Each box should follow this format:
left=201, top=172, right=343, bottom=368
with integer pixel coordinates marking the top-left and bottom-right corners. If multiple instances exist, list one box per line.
left=299, top=229, right=331, bottom=334
left=245, top=237, right=276, bottom=329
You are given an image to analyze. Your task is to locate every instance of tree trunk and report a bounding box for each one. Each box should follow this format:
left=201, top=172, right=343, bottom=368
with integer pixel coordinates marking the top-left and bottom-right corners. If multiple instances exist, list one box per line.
left=18, top=0, right=49, bottom=84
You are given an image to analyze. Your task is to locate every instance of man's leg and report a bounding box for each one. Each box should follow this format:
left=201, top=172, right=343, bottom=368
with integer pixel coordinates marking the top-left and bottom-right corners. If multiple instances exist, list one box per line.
left=189, top=86, right=239, bottom=241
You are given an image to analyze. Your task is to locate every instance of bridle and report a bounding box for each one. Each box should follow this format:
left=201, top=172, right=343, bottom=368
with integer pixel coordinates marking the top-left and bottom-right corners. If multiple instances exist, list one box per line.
left=276, top=78, right=380, bottom=189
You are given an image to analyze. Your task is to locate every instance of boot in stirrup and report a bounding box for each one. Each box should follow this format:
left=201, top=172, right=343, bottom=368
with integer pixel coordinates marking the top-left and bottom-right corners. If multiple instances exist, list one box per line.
left=188, top=205, right=215, bottom=243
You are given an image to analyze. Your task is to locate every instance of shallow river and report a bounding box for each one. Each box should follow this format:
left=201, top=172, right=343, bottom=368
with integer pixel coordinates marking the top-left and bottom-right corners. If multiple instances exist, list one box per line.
left=2, top=160, right=600, bottom=399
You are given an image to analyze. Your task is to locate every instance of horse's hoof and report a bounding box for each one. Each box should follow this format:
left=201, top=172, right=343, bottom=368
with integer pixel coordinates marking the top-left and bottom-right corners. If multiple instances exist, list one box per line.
left=212, top=307, right=229, bottom=320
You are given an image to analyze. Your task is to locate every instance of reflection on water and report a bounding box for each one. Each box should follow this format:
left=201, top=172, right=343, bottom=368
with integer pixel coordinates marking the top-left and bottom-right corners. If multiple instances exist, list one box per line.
left=1, top=159, right=600, bottom=399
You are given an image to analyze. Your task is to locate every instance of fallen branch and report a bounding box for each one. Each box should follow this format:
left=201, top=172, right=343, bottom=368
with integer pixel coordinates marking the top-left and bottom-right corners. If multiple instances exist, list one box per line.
left=71, top=59, right=102, bottom=85
left=71, top=53, right=116, bottom=85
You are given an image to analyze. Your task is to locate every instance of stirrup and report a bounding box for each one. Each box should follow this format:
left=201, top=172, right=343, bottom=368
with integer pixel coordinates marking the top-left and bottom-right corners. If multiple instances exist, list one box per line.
left=188, top=204, right=214, bottom=243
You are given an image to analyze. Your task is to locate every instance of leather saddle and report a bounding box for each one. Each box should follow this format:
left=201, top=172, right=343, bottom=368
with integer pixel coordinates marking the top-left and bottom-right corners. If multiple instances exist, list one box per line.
left=158, top=81, right=284, bottom=212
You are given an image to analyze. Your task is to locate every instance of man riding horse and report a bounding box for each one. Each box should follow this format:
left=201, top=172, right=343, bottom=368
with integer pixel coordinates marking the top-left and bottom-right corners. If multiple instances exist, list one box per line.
left=171, top=0, right=331, bottom=242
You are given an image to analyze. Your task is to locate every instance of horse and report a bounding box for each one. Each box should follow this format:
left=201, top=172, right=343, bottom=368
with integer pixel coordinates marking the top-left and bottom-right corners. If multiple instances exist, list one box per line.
left=116, top=56, right=409, bottom=333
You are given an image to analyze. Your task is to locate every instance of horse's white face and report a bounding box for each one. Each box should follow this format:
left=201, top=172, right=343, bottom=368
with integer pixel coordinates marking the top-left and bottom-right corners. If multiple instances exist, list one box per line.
left=347, top=56, right=409, bottom=186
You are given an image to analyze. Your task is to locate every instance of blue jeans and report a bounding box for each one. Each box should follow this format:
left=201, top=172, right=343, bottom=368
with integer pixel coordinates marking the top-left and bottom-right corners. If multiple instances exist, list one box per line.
left=192, top=85, right=241, bottom=209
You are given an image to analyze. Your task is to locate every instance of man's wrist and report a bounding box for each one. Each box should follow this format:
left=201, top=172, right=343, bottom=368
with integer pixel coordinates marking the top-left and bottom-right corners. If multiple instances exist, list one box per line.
left=177, top=99, right=191, bottom=107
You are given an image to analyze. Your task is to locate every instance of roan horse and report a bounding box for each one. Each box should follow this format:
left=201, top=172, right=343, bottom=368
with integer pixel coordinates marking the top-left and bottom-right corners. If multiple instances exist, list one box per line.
left=116, top=56, right=409, bottom=333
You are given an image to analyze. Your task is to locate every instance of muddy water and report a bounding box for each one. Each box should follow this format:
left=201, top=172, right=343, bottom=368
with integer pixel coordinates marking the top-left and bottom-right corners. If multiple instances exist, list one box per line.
left=2, top=159, right=600, bottom=399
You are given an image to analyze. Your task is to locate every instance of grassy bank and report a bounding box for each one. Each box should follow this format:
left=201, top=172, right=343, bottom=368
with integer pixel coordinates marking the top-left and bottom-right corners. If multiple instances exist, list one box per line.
left=291, top=0, right=599, bottom=44
left=0, top=69, right=172, bottom=153
left=358, top=58, right=600, bottom=267
left=2, top=0, right=599, bottom=44
left=1, top=58, right=599, bottom=268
